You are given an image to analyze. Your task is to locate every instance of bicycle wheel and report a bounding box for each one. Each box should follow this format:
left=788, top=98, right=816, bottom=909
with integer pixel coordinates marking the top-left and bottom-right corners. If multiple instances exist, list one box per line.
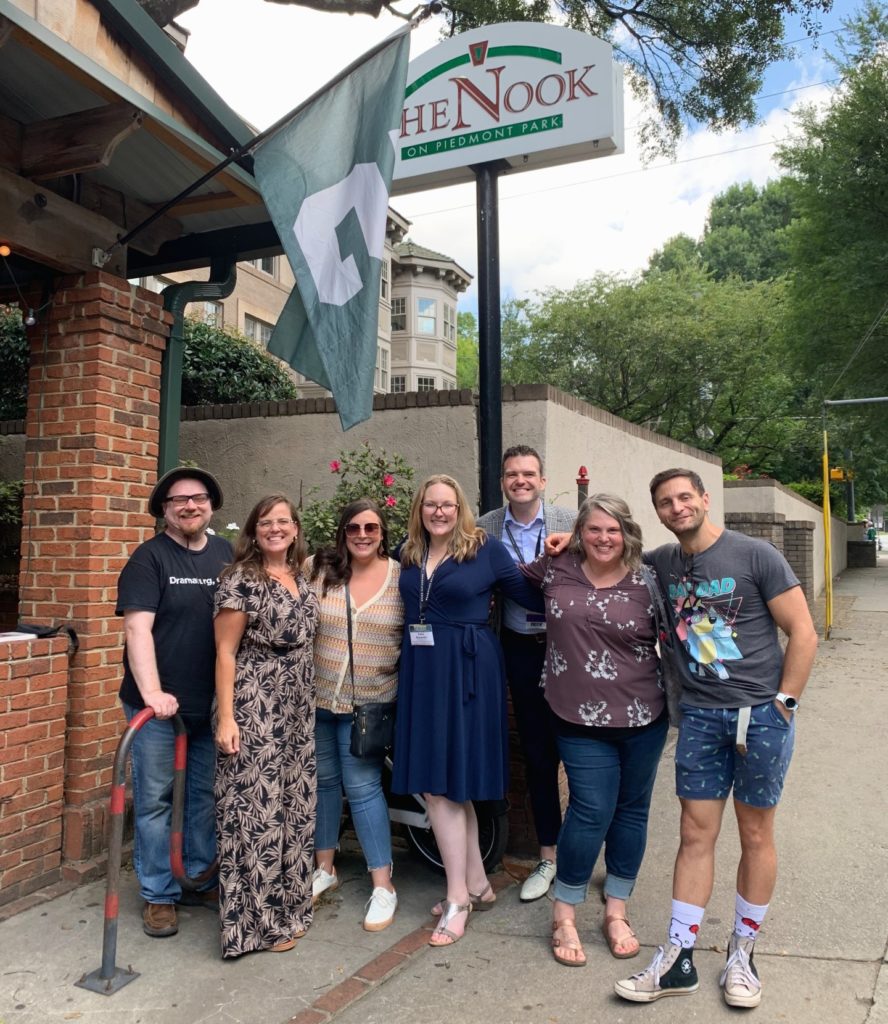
left=405, top=801, right=509, bottom=875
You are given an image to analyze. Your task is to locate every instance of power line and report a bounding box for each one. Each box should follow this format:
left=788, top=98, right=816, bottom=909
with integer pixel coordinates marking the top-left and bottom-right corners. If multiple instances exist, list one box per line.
left=405, top=79, right=838, bottom=221
left=826, top=297, right=888, bottom=398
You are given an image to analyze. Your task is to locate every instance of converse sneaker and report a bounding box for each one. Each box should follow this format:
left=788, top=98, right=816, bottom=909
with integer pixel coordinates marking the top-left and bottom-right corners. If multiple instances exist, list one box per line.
left=720, top=933, right=762, bottom=1008
left=614, top=943, right=699, bottom=1002
left=363, top=886, right=398, bottom=932
left=520, top=859, right=556, bottom=902
left=312, top=867, right=339, bottom=903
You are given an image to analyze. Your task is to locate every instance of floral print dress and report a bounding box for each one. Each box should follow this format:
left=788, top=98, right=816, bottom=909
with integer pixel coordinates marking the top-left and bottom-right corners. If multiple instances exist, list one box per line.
left=214, top=567, right=319, bottom=958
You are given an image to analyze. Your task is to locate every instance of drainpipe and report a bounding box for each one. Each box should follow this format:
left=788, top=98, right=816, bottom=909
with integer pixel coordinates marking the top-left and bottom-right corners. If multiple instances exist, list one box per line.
left=158, top=257, right=237, bottom=476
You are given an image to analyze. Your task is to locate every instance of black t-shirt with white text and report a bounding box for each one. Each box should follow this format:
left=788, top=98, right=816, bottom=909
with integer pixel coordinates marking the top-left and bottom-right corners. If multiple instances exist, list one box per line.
left=116, top=531, right=233, bottom=725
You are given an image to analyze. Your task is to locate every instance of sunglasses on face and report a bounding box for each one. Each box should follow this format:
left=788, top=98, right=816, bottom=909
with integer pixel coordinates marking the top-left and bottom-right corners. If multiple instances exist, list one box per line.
left=345, top=522, right=381, bottom=537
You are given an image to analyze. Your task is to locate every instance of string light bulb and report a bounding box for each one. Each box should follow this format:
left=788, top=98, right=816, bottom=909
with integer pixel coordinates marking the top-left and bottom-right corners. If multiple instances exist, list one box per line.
left=24, top=309, right=36, bottom=327
left=0, top=244, right=10, bottom=257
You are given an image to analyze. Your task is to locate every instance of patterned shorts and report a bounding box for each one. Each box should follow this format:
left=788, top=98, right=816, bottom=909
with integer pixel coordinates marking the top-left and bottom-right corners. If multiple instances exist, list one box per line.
left=675, top=701, right=795, bottom=808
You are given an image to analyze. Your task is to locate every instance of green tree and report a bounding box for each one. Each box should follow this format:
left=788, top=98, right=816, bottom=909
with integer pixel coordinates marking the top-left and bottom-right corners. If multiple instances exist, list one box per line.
left=647, top=180, right=798, bottom=282
left=456, top=311, right=479, bottom=390
left=502, top=268, right=807, bottom=474
left=776, top=1, right=888, bottom=502
left=698, top=180, right=797, bottom=281
left=180, top=318, right=299, bottom=405
left=139, top=0, right=833, bottom=157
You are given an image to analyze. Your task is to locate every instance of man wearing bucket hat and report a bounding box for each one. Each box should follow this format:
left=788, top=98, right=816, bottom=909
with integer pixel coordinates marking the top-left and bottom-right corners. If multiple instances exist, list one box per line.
left=116, top=467, right=233, bottom=938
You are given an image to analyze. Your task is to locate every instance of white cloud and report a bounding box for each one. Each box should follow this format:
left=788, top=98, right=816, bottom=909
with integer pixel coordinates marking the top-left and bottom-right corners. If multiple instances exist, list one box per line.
left=178, top=0, right=837, bottom=307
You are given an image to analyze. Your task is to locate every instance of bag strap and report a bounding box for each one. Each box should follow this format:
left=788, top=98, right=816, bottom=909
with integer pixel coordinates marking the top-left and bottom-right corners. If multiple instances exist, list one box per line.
left=344, top=582, right=356, bottom=710
left=641, top=565, right=674, bottom=652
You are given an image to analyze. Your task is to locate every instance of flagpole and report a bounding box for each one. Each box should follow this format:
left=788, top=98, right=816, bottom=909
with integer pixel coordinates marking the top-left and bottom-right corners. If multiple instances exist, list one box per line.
left=100, top=18, right=421, bottom=261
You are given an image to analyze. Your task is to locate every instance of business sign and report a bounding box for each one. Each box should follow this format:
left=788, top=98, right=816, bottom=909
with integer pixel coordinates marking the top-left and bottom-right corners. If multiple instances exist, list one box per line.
left=391, top=22, right=623, bottom=195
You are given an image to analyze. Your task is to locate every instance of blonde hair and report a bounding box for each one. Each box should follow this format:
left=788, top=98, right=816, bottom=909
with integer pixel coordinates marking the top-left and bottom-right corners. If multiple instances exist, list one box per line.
left=568, top=493, right=643, bottom=571
left=401, top=474, right=485, bottom=567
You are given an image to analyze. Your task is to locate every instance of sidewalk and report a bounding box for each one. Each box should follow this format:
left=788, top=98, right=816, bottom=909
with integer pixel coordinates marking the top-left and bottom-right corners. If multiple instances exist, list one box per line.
left=2, top=558, right=887, bottom=1024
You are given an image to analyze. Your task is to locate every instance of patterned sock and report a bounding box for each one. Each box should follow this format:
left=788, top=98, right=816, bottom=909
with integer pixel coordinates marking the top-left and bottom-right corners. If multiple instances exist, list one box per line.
left=734, top=893, right=768, bottom=941
left=669, top=899, right=705, bottom=949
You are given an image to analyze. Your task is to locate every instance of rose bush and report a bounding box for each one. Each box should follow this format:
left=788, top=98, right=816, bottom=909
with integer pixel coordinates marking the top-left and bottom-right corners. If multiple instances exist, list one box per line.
left=300, top=443, right=416, bottom=552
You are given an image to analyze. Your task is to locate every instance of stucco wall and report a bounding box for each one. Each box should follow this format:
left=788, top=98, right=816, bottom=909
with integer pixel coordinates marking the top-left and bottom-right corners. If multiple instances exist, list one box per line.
left=498, top=388, right=723, bottom=546
left=180, top=395, right=479, bottom=528
left=724, top=479, right=847, bottom=594
left=177, top=385, right=723, bottom=539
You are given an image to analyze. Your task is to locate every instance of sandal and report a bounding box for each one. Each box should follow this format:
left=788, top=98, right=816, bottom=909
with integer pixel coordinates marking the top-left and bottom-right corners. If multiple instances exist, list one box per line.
left=429, top=900, right=471, bottom=946
left=431, top=881, right=495, bottom=916
left=551, top=918, right=587, bottom=967
left=268, top=928, right=306, bottom=952
left=602, top=914, right=640, bottom=959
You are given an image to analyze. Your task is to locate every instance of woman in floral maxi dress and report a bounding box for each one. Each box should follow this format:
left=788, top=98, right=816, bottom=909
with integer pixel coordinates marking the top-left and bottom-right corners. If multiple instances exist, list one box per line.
left=214, top=495, right=319, bottom=958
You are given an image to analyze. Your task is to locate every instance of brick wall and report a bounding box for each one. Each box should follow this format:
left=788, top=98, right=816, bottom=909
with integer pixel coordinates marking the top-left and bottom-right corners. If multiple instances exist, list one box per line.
left=0, top=635, right=70, bottom=907
left=725, top=511, right=785, bottom=549
left=17, top=271, right=169, bottom=877
left=784, top=521, right=815, bottom=602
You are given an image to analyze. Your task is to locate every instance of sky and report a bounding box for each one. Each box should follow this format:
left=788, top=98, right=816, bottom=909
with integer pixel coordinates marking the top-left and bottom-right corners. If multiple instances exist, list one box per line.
left=178, top=0, right=858, bottom=314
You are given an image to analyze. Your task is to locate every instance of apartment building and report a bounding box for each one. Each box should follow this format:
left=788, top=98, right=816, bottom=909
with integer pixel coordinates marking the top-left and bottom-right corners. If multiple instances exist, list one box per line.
left=132, top=207, right=471, bottom=398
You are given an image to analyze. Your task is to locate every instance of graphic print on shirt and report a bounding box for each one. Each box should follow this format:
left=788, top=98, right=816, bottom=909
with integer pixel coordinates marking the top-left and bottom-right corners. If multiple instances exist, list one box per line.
left=667, top=573, right=742, bottom=681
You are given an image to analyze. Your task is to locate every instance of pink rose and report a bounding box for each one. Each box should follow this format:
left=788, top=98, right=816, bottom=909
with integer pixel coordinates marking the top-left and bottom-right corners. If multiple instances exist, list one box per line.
left=329, top=460, right=341, bottom=472
left=385, top=495, right=397, bottom=507
left=383, top=474, right=395, bottom=487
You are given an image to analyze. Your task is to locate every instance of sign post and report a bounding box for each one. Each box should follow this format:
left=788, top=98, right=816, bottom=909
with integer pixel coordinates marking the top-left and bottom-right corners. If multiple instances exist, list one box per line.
left=393, top=23, right=624, bottom=509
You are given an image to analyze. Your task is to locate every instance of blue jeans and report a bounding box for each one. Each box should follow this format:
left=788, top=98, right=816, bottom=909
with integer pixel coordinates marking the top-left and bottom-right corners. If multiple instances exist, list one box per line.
left=553, top=715, right=668, bottom=904
left=315, top=708, right=392, bottom=871
left=124, top=704, right=216, bottom=904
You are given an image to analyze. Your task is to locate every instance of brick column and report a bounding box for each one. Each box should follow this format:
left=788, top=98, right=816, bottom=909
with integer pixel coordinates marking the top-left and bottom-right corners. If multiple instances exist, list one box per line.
left=784, top=520, right=815, bottom=602
left=18, top=271, right=170, bottom=878
left=724, top=511, right=785, bottom=551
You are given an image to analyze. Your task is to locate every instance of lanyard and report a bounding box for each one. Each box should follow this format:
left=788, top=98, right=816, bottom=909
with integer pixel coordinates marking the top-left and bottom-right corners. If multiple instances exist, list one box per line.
left=419, top=550, right=447, bottom=622
left=503, top=522, right=544, bottom=566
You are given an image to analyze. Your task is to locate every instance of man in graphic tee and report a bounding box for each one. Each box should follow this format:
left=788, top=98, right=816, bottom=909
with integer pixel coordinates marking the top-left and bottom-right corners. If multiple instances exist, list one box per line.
left=116, top=467, right=232, bottom=938
left=614, top=469, right=816, bottom=1009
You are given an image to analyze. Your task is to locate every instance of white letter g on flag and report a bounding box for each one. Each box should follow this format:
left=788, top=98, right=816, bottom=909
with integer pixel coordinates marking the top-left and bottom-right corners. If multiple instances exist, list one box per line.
left=293, top=163, right=388, bottom=306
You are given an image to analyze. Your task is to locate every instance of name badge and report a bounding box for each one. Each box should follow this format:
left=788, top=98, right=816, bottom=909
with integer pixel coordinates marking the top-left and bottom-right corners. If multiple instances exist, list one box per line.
left=409, top=624, right=435, bottom=646
left=525, top=612, right=546, bottom=633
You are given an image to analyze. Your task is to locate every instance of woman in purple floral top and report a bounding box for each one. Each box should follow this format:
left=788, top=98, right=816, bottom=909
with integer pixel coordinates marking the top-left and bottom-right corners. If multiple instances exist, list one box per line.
left=522, top=494, right=667, bottom=968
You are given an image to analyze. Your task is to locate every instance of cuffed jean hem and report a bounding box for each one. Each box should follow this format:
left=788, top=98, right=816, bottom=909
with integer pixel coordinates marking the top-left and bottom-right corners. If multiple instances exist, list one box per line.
left=603, top=872, right=635, bottom=901
left=552, top=878, right=589, bottom=905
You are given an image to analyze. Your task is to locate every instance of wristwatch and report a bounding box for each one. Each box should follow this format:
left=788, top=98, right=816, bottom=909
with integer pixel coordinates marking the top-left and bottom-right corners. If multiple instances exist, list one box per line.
left=775, top=692, right=799, bottom=712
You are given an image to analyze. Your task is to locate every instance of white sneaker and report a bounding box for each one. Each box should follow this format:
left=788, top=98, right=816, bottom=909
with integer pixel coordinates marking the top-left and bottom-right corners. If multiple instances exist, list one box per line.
left=312, top=867, right=339, bottom=903
left=363, top=887, right=398, bottom=932
left=720, top=934, right=762, bottom=1008
left=520, top=859, right=556, bottom=902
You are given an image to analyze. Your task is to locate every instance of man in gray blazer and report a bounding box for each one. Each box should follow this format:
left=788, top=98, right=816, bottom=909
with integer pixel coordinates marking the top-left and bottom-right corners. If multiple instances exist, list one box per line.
left=478, top=445, right=576, bottom=901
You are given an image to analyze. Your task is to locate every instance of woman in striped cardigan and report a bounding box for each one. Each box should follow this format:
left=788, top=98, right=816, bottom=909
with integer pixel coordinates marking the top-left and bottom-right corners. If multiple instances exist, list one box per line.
left=307, top=499, right=404, bottom=932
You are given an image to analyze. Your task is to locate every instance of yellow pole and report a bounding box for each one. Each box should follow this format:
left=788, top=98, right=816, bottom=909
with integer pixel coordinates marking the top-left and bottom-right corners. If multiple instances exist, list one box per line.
left=822, top=427, right=833, bottom=639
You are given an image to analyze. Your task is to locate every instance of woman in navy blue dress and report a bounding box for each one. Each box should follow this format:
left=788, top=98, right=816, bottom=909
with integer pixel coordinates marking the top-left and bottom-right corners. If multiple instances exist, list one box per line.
left=392, top=474, right=542, bottom=946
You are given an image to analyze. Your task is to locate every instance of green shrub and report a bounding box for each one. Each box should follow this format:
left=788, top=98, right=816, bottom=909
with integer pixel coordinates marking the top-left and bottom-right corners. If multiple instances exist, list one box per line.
left=300, top=443, right=416, bottom=552
left=181, top=319, right=299, bottom=405
left=0, top=306, right=29, bottom=420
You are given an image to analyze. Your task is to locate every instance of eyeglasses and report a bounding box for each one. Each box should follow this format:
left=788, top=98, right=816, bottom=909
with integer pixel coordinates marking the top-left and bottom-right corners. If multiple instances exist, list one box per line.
left=165, top=492, right=211, bottom=508
left=257, top=517, right=296, bottom=530
left=421, top=502, right=459, bottom=514
left=345, top=522, right=381, bottom=537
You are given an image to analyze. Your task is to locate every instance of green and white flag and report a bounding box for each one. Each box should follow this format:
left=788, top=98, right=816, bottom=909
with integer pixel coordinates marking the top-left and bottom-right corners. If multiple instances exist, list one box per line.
left=253, top=30, right=410, bottom=430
